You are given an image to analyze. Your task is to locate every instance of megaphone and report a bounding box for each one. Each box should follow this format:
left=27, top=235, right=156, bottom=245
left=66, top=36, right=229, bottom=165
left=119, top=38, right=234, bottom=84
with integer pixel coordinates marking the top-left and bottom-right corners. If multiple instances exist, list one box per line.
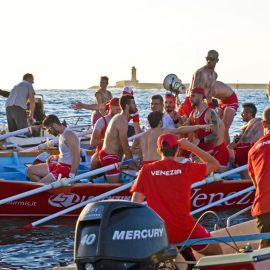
left=163, top=74, right=186, bottom=94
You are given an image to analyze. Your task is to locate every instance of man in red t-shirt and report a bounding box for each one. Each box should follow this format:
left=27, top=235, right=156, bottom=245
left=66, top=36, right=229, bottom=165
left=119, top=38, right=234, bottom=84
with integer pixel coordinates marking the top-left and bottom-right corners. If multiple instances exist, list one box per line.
left=131, top=133, right=219, bottom=267
left=248, top=106, right=270, bottom=248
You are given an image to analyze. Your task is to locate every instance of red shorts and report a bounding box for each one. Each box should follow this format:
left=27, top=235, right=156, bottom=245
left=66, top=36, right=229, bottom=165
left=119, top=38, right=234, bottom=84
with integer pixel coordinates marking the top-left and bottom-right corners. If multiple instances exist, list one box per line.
left=218, top=92, right=239, bottom=112
left=178, top=96, right=193, bottom=117
left=213, top=142, right=230, bottom=166
left=48, top=162, right=71, bottom=180
left=198, top=142, right=214, bottom=153
left=99, top=150, right=121, bottom=176
left=234, top=143, right=253, bottom=167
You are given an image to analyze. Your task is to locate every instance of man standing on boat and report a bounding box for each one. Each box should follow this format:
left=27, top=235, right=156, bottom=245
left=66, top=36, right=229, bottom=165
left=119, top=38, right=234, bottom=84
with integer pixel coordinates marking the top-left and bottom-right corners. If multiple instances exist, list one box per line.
left=90, top=98, right=120, bottom=171
left=178, top=50, right=219, bottom=119
left=5, top=73, right=36, bottom=132
left=209, top=81, right=239, bottom=144
left=27, top=114, right=80, bottom=184
left=131, top=133, right=219, bottom=267
left=98, top=95, right=137, bottom=183
left=248, top=106, right=270, bottom=248
left=186, top=87, right=218, bottom=154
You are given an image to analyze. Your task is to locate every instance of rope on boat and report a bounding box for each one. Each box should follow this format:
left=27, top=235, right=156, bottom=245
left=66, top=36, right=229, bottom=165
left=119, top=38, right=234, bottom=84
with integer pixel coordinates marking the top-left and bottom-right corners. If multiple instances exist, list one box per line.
left=176, top=232, right=270, bottom=246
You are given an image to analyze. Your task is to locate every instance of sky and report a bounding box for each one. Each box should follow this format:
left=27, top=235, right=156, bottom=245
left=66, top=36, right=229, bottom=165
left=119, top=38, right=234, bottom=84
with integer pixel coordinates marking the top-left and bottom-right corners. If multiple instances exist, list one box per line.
left=0, top=0, right=269, bottom=89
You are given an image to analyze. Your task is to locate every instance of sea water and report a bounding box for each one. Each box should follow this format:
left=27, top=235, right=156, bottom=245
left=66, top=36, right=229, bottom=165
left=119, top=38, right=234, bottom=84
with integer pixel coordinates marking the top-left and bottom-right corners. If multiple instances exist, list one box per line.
left=0, top=88, right=268, bottom=269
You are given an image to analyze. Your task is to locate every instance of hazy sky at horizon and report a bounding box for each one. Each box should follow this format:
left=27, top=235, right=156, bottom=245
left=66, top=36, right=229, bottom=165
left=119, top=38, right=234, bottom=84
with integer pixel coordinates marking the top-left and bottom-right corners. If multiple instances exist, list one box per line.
left=1, top=0, right=269, bottom=89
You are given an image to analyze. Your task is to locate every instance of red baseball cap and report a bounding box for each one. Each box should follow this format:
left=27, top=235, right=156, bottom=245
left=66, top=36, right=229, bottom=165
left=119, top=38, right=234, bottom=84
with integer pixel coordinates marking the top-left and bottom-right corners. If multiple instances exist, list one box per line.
left=105, top=97, right=119, bottom=111
left=157, top=133, right=179, bottom=150
left=109, top=97, right=119, bottom=106
left=190, top=87, right=205, bottom=97
left=122, top=86, right=134, bottom=96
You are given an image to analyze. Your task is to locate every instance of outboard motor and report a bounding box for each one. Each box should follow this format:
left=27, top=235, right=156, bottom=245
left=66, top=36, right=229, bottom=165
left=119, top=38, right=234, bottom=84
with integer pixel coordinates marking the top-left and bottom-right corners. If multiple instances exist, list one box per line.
left=75, top=200, right=176, bottom=270
left=163, top=74, right=186, bottom=94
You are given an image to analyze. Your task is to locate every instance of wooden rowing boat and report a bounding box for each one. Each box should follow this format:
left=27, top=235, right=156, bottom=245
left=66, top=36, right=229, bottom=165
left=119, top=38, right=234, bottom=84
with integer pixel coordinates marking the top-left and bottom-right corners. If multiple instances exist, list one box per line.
left=0, top=150, right=254, bottom=218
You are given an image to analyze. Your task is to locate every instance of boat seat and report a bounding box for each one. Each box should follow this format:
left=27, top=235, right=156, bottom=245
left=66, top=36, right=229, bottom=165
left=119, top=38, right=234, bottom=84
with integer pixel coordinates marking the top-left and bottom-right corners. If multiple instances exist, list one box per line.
left=2, top=165, right=26, bottom=173
left=0, top=172, right=27, bottom=181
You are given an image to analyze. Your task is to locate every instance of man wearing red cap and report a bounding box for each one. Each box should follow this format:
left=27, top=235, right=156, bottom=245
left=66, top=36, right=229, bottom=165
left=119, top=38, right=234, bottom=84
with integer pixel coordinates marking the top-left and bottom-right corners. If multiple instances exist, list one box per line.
left=89, top=98, right=121, bottom=171
left=131, top=133, right=219, bottom=267
left=187, top=87, right=219, bottom=154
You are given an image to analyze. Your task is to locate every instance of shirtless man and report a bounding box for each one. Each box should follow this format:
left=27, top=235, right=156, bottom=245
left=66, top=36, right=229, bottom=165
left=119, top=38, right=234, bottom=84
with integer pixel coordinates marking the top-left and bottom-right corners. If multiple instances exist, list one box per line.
left=228, top=103, right=263, bottom=178
left=178, top=50, right=219, bottom=119
left=98, top=95, right=137, bottom=183
left=211, top=81, right=239, bottom=144
left=89, top=98, right=120, bottom=171
left=27, top=115, right=80, bottom=184
left=139, top=111, right=212, bottom=166
left=186, top=87, right=219, bottom=154
left=122, top=86, right=142, bottom=134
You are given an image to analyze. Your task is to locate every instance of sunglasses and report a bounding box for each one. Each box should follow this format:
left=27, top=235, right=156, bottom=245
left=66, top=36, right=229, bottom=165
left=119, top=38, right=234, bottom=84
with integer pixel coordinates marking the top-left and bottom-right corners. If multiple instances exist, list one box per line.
left=206, top=57, right=216, bottom=61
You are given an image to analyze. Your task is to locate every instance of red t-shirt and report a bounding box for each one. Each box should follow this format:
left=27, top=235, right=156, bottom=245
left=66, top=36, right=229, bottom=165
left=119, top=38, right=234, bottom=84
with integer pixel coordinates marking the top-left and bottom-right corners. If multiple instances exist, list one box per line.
left=248, top=133, right=270, bottom=217
left=130, top=158, right=207, bottom=243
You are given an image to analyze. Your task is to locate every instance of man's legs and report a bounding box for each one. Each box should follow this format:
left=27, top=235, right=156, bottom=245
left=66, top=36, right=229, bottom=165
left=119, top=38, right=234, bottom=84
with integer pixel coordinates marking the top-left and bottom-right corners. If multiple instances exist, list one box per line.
left=222, top=107, right=236, bottom=145
left=27, top=163, right=50, bottom=182
left=256, top=213, right=270, bottom=249
left=6, top=106, right=17, bottom=132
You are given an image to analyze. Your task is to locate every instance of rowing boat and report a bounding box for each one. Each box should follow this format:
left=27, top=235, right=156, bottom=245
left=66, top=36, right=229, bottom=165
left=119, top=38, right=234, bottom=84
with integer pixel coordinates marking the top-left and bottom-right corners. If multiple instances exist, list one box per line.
left=0, top=150, right=254, bottom=218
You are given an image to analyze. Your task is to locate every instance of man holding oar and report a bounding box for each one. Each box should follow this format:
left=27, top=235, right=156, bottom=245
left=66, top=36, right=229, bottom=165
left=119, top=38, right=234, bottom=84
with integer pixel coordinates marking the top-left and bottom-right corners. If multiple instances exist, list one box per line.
left=248, top=106, right=270, bottom=248
left=131, top=133, right=219, bottom=268
left=98, top=95, right=138, bottom=183
left=27, top=114, right=80, bottom=184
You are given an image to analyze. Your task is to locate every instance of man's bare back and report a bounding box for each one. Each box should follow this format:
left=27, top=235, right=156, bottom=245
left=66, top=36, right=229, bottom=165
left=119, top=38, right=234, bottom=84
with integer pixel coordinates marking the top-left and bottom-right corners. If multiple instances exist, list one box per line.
left=140, top=128, right=168, bottom=161
left=211, top=81, right=234, bottom=100
left=102, top=114, right=128, bottom=156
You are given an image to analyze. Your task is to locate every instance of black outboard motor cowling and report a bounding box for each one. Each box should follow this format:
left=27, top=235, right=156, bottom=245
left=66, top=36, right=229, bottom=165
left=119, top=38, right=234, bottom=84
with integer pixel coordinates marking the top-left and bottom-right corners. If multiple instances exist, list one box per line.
left=75, top=200, right=176, bottom=270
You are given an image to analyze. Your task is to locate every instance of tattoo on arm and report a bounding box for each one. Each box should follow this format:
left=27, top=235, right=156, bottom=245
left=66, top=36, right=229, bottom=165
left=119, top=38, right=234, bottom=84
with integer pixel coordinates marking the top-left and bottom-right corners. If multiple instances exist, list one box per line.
left=210, top=110, right=218, bottom=125
left=204, top=110, right=218, bottom=143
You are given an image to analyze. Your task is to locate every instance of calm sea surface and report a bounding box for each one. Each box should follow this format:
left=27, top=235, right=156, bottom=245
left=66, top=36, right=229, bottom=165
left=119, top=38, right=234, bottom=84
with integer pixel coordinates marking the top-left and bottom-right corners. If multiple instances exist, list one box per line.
left=0, top=88, right=268, bottom=269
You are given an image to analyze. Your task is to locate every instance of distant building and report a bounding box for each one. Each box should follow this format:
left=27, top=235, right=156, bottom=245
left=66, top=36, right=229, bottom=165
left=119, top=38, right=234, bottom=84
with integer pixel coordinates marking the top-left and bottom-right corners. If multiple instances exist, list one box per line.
left=115, top=66, right=164, bottom=89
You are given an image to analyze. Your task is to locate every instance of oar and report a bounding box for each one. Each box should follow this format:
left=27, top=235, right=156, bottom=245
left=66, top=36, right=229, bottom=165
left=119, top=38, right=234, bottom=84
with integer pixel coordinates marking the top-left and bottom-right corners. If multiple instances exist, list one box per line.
left=177, top=231, right=270, bottom=247
left=191, top=186, right=255, bottom=215
left=22, top=129, right=93, bottom=152
left=192, top=164, right=248, bottom=188
left=22, top=180, right=135, bottom=229
left=0, top=127, right=32, bottom=141
left=0, top=159, right=132, bottom=206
